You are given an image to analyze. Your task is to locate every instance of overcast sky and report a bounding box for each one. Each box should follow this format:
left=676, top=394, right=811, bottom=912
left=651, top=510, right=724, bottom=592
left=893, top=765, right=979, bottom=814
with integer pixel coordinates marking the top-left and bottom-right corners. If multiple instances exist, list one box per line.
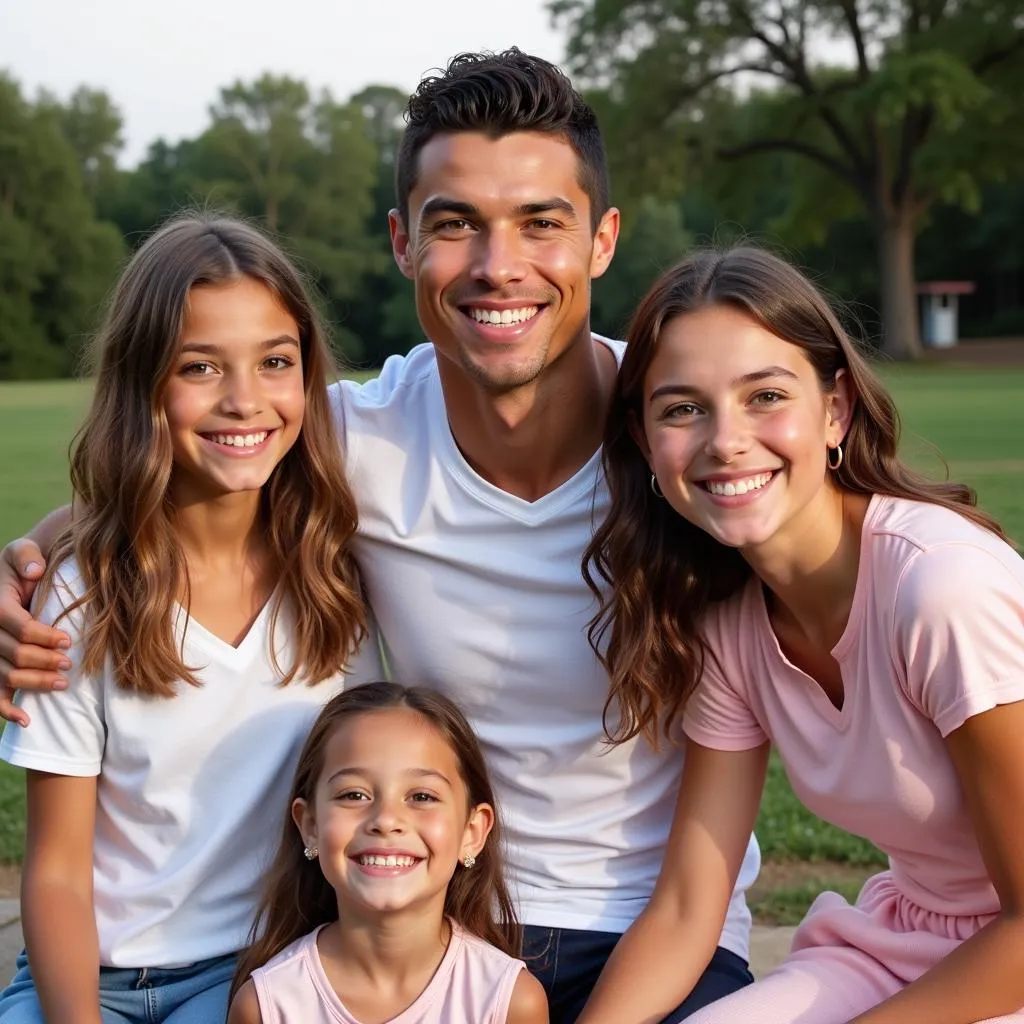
left=1, top=0, right=569, bottom=165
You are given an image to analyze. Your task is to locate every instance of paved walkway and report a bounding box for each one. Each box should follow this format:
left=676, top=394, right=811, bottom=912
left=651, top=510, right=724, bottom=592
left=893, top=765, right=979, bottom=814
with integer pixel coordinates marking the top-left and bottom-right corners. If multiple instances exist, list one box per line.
left=0, top=900, right=796, bottom=987
left=1, top=901, right=20, bottom=982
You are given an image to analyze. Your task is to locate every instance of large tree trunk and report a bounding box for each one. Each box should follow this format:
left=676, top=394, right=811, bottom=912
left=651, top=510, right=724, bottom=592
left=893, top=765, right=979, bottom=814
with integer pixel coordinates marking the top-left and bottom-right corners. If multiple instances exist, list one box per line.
left=876, top=209, right=923, bottom=360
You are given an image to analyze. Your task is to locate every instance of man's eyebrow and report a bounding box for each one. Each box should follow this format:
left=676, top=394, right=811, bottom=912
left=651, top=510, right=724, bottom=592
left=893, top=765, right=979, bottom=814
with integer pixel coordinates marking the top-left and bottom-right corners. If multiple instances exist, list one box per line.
left=514, top=199, right=578, bottom=219
left=419, top=197, right=479, bottom=220
left=418, top=197, right=579, bottom=222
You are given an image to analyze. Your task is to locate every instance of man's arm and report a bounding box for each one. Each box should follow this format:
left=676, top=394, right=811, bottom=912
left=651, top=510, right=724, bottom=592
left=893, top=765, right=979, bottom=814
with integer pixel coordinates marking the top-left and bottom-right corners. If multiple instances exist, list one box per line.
left=0, top=506, right=74, bottom=724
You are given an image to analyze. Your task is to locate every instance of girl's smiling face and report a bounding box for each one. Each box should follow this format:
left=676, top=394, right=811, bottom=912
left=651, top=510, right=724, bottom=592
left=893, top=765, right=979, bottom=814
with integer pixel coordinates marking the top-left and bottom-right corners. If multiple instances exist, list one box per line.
left=162, top=276, right=306, bottom=505
left=637, top=303, right=853, bottom=557
left=293, top=707, right=493, bottom=922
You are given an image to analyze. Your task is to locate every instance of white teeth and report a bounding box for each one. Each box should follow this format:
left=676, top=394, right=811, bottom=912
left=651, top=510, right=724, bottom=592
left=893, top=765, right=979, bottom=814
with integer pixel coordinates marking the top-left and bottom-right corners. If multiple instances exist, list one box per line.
left=467, top=306, right=539, bottom=326
left=358, top=854, right=418, bottom=867
left=705, top=472, right=774, bottom=497
left=211, top=432, right=268, bottom=447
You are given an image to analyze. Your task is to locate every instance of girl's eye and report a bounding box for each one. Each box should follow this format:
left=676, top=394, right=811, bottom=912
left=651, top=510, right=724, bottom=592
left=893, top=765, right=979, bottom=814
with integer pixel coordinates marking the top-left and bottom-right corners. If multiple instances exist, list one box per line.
left=663, top=402, right=701, bottom=420
left=180, top=361, right=214, bottom=376
left=336, top=791, right=370, bottom=802
left=752, top=390, right=785, bottom=406
left=263, top=355, right=294, bottom=371
left=410, top=791, right=439, bottom=803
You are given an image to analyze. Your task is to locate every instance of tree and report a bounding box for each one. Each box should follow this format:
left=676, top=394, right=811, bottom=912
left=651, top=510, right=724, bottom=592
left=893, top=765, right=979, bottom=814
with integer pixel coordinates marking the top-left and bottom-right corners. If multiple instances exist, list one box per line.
left=205, top=75, right=313, bottom=232
left=350, top=85, right=408, bottom=166
left=54, top=86, right=124, bottom=202
left=551, top=0, right=1024, bottom=358
left=592, top=196, right=694, bottom=336
left=0, top=74, right=124, bottom=379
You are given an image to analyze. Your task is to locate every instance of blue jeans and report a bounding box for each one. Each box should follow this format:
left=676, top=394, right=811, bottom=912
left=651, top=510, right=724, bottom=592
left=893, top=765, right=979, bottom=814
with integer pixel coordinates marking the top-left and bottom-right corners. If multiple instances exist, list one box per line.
left=0, top=949, right=237, bottom=1023
left=522, top=926, right=753, bottom=1023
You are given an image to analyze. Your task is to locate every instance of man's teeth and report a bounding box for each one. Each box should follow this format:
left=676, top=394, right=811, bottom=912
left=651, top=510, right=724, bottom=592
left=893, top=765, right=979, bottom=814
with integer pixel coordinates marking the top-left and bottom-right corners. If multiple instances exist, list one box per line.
left=705, top=472, right=774, bottom=497
left=210, top=432, right=268, bottom=448
left=467, top=306, right=539, bottom=326
left=358, top=854, right=418, bottom=867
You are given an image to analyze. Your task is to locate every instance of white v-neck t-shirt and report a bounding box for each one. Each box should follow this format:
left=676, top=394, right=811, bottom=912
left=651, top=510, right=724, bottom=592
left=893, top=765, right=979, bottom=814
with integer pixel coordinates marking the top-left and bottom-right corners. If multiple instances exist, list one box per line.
left=334, top=340, right=759, bottom=957
left=0, top=561, right=382, bottom=967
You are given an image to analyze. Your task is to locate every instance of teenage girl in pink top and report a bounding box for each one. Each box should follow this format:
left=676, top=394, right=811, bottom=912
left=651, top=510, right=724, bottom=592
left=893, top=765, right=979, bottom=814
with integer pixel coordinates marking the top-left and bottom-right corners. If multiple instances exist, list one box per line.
left=578, top=246, right=1024, bottom=1024
left=228, top=681, right=547, bottom=1023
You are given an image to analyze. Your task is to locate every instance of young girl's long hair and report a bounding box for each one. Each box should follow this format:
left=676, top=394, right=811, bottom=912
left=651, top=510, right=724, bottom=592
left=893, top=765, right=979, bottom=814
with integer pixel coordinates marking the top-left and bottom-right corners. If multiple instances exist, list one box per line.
left=230, top=681, right=520, bottom=998
left=584, top=245, right=1005, bottom=748
left=46, top=212, right=366, bottom=694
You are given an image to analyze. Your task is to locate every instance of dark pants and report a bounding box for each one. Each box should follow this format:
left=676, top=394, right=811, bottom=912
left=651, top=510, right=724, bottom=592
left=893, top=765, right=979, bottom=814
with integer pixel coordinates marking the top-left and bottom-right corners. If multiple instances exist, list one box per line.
left=522, top=925, right=753, bottom=1023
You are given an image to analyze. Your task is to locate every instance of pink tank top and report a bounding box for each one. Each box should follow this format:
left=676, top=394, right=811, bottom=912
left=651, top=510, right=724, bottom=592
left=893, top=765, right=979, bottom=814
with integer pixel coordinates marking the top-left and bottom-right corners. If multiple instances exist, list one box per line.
left=250, top=922, right=526, bottom=1023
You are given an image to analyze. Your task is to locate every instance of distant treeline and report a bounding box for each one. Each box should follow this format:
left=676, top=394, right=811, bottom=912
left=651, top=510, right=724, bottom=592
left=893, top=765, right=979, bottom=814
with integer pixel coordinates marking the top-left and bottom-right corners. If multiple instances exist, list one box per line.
left=2, top=51, right=1022, bottom=378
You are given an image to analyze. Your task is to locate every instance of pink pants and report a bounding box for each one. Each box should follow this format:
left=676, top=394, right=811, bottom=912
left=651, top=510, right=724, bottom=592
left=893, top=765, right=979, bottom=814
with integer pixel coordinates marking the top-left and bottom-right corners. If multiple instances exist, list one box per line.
left=689, top=873, right=1024, bottom=1023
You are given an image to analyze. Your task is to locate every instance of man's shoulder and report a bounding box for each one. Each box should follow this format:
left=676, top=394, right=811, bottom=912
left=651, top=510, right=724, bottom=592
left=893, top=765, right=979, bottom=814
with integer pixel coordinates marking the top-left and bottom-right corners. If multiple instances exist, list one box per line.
left=338, top=343, right=437, bottom=413
left=594, top=333, right=626, bottom=364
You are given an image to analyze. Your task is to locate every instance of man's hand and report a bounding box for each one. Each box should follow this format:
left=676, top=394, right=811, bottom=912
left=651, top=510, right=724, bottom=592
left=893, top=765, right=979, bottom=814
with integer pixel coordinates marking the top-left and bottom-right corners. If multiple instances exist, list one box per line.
left=0, top=538, right=71, bottom=726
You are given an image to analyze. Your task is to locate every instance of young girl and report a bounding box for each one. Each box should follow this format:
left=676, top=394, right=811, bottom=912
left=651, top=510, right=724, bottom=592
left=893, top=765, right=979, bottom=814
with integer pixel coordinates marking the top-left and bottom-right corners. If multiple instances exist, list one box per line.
left=0, top=213, right=378, bottom=1022
left=578, top=246, right=1024, bottom=1024
left=227, top=680, right=547, bottom=1023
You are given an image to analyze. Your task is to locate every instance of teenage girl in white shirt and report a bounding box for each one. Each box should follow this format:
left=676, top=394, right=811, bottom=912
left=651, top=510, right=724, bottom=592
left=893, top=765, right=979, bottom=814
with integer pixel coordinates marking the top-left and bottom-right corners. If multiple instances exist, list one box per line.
left=0, top=213, right=374, bottom=1023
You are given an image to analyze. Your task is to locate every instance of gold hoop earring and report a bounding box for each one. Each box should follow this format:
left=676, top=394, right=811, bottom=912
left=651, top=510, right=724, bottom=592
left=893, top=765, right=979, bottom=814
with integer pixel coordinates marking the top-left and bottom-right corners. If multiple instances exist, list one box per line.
left=827, top=444, right=843, bottom=471
left=650, top=473, right=664, bottom=498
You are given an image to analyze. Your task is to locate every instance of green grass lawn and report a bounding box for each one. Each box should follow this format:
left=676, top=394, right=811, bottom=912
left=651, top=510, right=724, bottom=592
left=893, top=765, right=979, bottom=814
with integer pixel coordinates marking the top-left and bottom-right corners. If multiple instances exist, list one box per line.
left=0, top=365, right=1022, bottom=915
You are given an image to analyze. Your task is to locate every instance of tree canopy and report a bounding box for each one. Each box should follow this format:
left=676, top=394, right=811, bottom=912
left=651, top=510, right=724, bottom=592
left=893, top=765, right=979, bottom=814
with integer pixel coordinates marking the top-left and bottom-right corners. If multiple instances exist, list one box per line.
left=551, top=0, right=1024, bottom=357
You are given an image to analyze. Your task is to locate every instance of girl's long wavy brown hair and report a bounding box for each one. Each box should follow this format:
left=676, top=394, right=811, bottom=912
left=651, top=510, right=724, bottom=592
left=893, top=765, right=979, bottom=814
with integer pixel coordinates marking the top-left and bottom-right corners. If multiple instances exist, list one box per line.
left=230, top=681, right=521, bottom=999
left=46, top=212, right=366, bottom=694
left=583, top=245, right=1005, bottom=748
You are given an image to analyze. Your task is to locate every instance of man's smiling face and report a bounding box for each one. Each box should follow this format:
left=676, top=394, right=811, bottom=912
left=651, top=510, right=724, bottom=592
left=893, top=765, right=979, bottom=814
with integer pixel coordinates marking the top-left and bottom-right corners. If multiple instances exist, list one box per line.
left=391, top=130, right=618, bottom=394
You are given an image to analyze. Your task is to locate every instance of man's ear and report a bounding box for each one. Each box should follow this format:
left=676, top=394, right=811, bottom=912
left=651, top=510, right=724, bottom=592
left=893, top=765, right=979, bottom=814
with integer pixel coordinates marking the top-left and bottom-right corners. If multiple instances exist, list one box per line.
left=589, top=206, right=620, bottom=281
left=389, top=209, right=415, bottom=281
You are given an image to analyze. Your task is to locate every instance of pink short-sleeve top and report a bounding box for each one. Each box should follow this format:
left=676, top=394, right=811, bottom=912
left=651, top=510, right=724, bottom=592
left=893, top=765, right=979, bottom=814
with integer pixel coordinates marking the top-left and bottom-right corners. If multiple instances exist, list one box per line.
left=250, top=921, right=525, bottom=1023
left=683, top=495, right=1024, bottom=918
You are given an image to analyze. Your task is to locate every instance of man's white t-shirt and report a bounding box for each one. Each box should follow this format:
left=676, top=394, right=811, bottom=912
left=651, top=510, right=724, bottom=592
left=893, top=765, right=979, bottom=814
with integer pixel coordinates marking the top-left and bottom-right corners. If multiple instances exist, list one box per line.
left=0, top=562, right=382, bottom=967
left=334, top=340, right=759, bottom=959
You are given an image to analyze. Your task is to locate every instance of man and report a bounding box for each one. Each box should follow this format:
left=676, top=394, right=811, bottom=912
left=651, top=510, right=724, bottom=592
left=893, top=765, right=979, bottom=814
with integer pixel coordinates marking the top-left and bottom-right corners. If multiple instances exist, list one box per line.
left=0, top=49, right=760, bottom=1022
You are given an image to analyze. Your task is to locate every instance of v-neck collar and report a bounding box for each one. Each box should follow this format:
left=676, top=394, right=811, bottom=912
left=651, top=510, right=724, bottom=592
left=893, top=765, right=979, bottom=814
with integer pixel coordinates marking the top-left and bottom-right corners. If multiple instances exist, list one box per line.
left=751, top=494, right=880, bottom=729
left=171, top=588, right=279, bottom=669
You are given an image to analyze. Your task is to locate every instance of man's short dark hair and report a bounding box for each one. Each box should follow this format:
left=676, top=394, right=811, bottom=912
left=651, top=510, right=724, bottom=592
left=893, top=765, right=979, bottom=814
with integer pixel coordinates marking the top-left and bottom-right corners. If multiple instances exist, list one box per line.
left=395, top=48, right=610, bottom=231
